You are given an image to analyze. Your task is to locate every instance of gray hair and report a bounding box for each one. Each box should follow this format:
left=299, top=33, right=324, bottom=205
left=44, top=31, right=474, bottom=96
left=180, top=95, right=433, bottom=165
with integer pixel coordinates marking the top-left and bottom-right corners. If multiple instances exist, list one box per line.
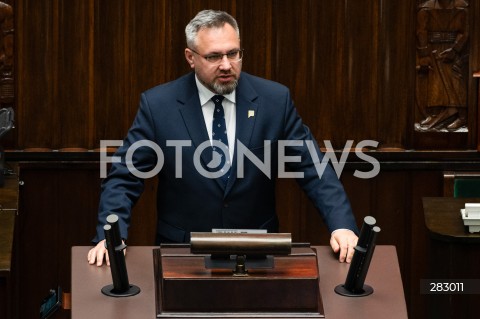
left=185, top=10, right=240, bottom=49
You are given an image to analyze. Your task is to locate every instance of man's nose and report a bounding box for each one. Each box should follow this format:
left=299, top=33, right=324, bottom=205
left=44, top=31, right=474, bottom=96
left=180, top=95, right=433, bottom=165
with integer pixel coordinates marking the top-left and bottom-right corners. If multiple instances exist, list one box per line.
left=218, top=55, right=232, bottom=69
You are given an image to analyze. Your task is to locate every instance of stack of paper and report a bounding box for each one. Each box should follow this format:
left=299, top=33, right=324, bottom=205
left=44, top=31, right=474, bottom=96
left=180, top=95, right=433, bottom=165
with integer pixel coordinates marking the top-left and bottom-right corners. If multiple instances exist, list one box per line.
left=460, top=203, right=480, bottom=233
left=464, top=203, right=480, bottom=218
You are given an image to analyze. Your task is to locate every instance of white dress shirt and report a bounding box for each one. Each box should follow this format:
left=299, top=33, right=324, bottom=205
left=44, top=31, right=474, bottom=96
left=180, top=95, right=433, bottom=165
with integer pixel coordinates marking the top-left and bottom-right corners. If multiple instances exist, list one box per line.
left=195, top=75, right=236, bottom=162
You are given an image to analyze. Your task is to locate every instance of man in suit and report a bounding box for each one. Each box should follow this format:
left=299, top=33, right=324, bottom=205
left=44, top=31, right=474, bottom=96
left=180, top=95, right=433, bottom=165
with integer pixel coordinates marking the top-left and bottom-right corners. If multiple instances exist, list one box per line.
left=88, top=10, right=358, bottom=266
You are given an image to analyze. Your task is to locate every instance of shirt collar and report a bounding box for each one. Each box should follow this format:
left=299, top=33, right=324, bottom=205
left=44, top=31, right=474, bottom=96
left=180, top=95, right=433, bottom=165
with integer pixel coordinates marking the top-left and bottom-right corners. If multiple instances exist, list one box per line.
left=195, top=75, right=236, bottom=106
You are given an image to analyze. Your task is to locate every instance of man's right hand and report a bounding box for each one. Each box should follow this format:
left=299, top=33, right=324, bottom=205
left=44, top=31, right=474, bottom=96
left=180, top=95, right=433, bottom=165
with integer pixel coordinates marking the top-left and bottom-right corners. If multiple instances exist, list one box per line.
left=87, top=240, right=109, bottom=266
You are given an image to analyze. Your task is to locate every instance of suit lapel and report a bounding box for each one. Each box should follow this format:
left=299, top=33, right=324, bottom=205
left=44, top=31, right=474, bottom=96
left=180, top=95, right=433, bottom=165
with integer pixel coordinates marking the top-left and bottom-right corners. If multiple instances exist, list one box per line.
left=225, top=74, right=259, bottom=195
left=177, top=74, right=213, bottom=168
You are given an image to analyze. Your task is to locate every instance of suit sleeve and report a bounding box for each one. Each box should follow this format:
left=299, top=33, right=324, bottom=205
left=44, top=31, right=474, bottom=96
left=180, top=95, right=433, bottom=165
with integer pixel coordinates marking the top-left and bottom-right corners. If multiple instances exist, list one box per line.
left=281, top=90, right=359, bottom=234
left=93, top=93, right=158, bottom=242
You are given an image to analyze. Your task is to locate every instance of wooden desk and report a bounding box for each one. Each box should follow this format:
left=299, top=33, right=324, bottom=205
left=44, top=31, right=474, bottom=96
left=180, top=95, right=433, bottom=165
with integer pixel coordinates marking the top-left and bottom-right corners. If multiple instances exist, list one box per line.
left=422, top=197, right=480, bottom=319
left=423, top=197, right=480, bottom=243
left=0, top=167, right=19, bottom=319
left=72, top=245, right=407, bottom=319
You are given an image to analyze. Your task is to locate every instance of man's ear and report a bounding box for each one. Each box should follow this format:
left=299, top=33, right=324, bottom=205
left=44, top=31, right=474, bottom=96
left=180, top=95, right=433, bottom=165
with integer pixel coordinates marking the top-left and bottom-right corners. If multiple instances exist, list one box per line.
left=185, top=48, right=195, bottom=69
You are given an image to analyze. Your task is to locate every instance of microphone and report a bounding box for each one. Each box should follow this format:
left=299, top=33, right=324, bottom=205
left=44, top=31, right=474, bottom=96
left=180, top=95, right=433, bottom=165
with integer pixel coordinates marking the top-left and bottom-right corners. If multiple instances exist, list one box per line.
left=101, top=214, right=140, bottom=297
left=335, top=216, right=381, bottom=297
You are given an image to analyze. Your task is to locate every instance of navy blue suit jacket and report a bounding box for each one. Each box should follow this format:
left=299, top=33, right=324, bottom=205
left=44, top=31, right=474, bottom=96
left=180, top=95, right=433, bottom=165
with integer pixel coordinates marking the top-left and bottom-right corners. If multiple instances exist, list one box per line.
left=94, top=72, right=358, bottom=243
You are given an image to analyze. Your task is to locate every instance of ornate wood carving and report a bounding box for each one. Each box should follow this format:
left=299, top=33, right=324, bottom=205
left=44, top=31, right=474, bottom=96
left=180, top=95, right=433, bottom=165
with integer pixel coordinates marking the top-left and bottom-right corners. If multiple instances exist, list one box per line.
left=415, top=0, right=469, bottom=132
left=0, top=1, right=13, bottom=107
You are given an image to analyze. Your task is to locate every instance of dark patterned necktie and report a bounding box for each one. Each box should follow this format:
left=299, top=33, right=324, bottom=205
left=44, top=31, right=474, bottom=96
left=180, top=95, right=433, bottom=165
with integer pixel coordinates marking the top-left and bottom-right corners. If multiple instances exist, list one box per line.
left=211, top=95, right=230, bottom=185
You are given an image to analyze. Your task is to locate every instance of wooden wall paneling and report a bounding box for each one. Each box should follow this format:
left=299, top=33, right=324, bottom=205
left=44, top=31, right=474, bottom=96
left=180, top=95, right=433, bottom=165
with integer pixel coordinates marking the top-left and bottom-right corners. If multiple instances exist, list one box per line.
left=338, top=0, right=380, bottom=146
left=16, top=0, right=97, bottom=149
left=406, top=170, right=443, bottom=319
left=280, top=0, right=383, bottom=147
left=163, top=0, right=195, bottom=82
left=92, top=1, right=130, bottom=144
left=17, top=0, right=94, bottom=149
left=307, top=0, right=391, bottom=148
left=270, top=1, right=314, bottom=245
left=271, top=0, right=310, bottom=130
left=308, top=1, right=344, bottom=146
left=16, top=168, right=62, bottom=319
left=427, top=239, right=480, bottom=319
left=425, top=239, right=451, bottom=319
left=125, top=0, right=167, bottom=128
left=13, top=1, right=480, bottom=151
left=235, top=0, right=272, bottom=80
left=0, top=278, right=7, bottom=319
left=92, top=0, right=170, bottom=145
left=55, top=166, right=101, bottom=302
left=16, top=0, right=57, bottom=149
left=369, top=171, right=409, bottom=270
left=304, top=1, right=334, bottom=144
left=15, top=164, right=100, bottom=319
left=376, top=0, right=416, bottom=149
left=55, top=0, right=92, bottom=149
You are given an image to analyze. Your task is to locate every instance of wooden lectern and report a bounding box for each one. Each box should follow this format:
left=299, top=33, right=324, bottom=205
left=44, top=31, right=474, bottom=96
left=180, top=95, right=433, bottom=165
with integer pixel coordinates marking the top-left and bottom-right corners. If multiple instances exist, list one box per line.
left=154, top=244, right=324, bottom=318
left=71, top=245, right=408, bottom=319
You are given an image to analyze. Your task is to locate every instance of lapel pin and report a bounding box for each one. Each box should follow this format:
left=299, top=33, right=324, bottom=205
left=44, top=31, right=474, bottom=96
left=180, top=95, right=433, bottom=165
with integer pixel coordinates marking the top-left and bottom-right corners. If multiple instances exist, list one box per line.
left=248, top=110, right=255, bottom=118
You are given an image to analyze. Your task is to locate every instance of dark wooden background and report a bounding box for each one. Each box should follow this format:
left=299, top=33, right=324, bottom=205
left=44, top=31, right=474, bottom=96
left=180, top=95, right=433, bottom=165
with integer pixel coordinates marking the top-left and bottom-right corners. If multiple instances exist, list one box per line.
left=3, top=0, right=480, bottom=318
left=10, top=0, right=480, bottom=151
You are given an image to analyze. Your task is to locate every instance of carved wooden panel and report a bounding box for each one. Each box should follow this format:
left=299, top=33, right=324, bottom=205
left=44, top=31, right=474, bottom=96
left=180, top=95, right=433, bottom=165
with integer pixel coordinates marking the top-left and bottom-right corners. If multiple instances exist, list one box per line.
left=412, top=0, right=480, bottom=149
left=415, top=0, right=469, bottom=132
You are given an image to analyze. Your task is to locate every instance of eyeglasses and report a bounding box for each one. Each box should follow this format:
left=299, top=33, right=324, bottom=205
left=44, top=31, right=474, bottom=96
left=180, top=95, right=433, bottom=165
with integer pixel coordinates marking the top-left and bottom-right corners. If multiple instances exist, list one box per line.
left=189, top=48, right=244, bottom=64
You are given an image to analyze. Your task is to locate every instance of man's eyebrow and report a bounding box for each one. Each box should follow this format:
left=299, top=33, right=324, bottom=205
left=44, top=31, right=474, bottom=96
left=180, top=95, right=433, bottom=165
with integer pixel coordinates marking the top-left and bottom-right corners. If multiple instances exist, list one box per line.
left=205, top=49, right=240, bottom=55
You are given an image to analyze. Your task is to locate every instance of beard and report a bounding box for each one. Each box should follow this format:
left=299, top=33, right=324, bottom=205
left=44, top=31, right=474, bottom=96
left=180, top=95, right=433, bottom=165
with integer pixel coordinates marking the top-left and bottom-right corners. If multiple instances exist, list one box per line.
left=211, top=78, right=238, bottom=95
left=198, top=71, right=239, bottom=95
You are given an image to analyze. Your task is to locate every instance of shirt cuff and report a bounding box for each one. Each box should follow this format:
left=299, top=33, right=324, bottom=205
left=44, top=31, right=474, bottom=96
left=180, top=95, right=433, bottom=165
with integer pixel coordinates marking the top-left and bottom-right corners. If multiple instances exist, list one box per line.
left=331, top=228, right=356, bottom=236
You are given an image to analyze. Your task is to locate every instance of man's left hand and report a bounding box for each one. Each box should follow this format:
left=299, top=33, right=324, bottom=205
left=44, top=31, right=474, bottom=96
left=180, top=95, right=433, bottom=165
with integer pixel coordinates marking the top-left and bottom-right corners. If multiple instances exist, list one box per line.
left=330, top=229, right=358, bottom=263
